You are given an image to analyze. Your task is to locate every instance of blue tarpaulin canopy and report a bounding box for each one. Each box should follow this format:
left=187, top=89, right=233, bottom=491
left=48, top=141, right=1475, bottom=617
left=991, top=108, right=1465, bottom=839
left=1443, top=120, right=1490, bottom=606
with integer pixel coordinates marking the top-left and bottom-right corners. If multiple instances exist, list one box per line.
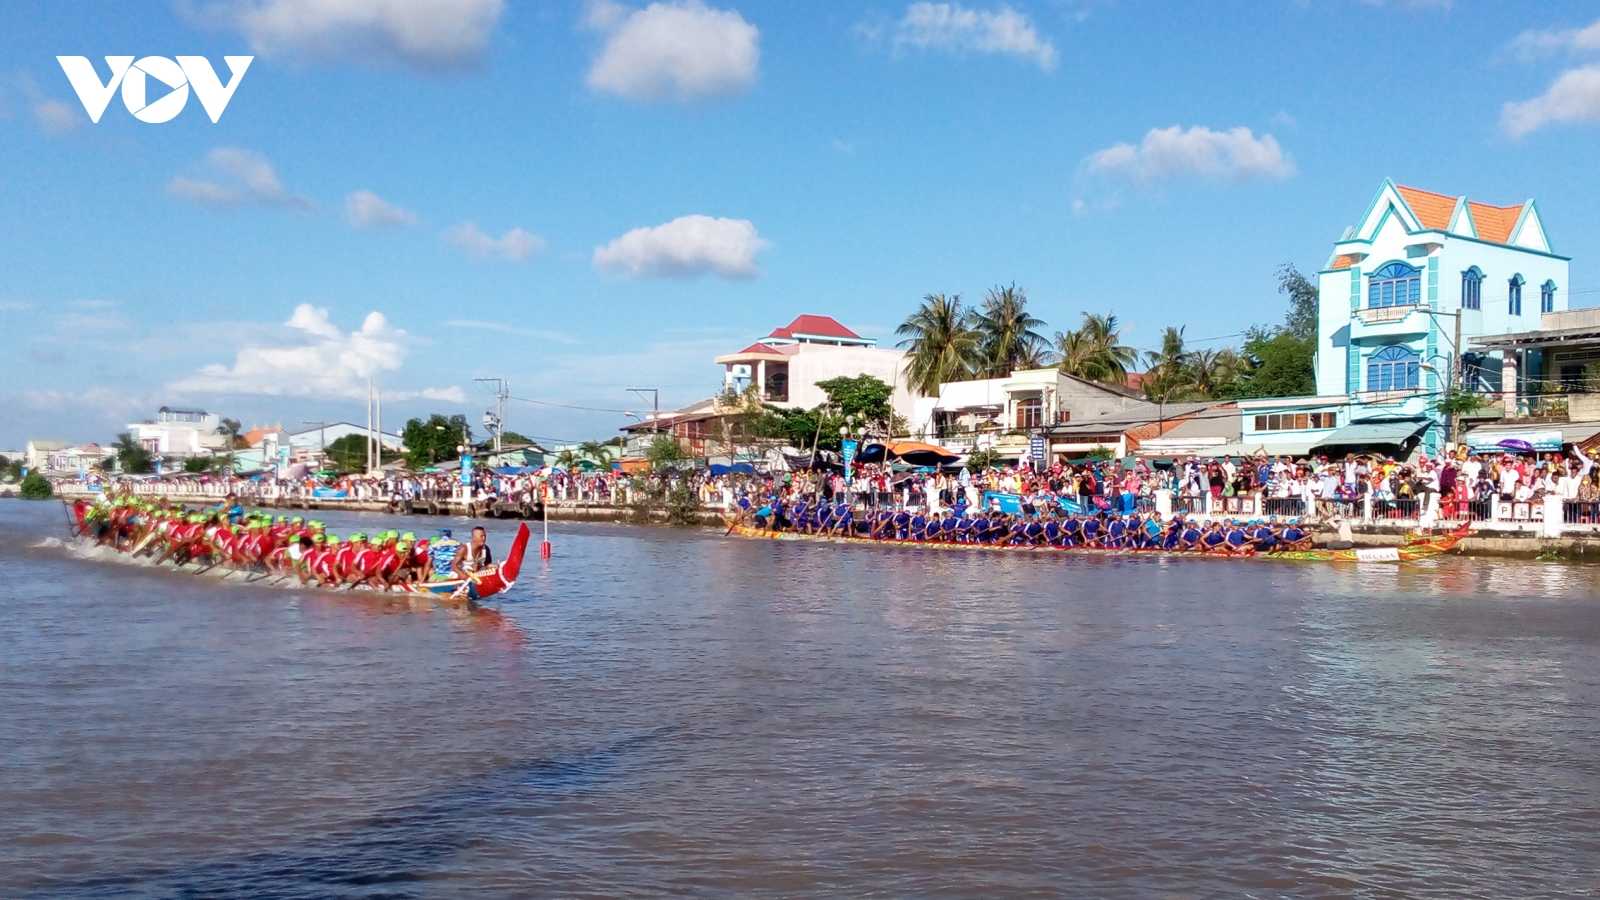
left=708, top=462, right=756, bottom=476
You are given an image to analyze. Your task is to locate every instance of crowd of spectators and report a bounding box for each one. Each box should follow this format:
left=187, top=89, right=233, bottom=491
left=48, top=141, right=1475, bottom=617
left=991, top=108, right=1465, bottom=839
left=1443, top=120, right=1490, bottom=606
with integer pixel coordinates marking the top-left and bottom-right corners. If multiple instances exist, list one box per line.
left=44, top=444, right=1600, bottom=525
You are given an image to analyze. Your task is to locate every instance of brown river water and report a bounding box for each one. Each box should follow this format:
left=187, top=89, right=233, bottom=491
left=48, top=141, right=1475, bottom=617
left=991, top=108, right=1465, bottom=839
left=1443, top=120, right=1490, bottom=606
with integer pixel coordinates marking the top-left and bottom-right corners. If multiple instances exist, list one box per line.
left=2, top=498, right=1599, bottom=898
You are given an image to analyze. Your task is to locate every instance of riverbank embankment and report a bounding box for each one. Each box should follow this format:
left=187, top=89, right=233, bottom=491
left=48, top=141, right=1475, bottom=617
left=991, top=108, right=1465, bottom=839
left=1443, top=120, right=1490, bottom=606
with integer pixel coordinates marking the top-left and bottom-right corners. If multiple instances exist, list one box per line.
left=26, top=487, right=1600, bottom=559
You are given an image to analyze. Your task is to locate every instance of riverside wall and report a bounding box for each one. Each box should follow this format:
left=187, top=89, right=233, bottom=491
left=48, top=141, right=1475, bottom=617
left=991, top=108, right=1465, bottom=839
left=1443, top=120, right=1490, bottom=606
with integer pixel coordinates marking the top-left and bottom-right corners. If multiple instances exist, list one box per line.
left=27, top=486, right=1600, bottom=558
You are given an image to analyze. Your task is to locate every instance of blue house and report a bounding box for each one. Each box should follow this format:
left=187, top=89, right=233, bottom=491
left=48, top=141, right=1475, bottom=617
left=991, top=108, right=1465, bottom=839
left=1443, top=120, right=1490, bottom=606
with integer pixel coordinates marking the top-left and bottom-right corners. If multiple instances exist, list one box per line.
left=1241, top=180, right=1570, bottom=458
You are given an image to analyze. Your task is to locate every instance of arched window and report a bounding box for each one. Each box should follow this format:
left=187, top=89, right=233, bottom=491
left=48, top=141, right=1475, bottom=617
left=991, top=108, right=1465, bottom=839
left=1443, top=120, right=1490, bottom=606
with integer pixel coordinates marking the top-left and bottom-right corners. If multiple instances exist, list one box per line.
left=1461, top=267, right=1483, bottom=310
left=1542, top=280, right=1557, bottom=314
left=1367, top=345, right=1420, bottom=392
left=1368, top=262, right=1421, bottom=309
left=1509, top=275, right=1525, bottom=316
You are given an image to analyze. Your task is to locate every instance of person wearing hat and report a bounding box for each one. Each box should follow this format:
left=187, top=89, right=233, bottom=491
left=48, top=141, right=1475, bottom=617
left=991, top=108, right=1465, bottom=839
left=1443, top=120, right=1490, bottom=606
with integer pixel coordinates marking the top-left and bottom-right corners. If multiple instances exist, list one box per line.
left=428, top=528, right=462, bottom=581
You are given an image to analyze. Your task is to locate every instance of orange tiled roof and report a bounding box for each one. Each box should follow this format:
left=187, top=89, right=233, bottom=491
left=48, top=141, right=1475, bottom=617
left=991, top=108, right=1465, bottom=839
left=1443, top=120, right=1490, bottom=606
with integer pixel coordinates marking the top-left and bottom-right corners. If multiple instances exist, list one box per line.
left=1395, top=184, right=1526, bottom=246
left=1468, top=201, right=1523, bottom=245
left=1330, top=254, right=1355, bottom=270
left=1395, top=186, right=1456, bottom=231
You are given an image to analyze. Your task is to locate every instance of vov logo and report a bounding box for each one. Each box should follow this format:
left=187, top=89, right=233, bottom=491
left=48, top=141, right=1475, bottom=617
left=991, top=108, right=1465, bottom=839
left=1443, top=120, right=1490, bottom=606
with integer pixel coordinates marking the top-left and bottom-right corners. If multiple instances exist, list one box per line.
left=57, top=56, right=253, bottom=124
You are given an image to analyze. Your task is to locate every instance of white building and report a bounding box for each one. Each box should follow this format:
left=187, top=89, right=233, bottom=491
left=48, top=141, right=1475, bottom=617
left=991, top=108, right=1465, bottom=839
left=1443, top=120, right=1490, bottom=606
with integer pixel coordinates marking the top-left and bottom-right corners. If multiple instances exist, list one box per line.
left=24, top=440, right=71, bottom=473
left=127, top=408, right=231, bottom=457
left=911, top=368, right=1147, bottom=448
left=714, top=315, right=918, bottom=422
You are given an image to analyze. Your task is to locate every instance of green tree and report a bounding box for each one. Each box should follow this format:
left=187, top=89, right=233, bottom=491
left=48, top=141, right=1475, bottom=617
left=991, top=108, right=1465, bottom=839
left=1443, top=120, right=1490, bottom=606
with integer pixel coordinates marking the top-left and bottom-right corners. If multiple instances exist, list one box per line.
left=815, top=374, right=895, bottom=430
left=20, top=471, right=53, bottom=499
left=971, top=284, right=1050, bottom=378
left=500, top=431, right=537, bottom=447
left=1054, top=312, right=1139, bottom=384
left=644, top=434, right=689, bottom=465
left=1141, top=326, right=1199, bottom=401
left=1222, top=264, right=1318, bottom=399
left=183, top=456, right=217, bottom=473
left=325, top=434, right=371, bottom=472
left=896, top=293, right=980, bottom=397
left=113, top=432, right=152, bottom=474
left=401, top=414, right=471, bottom=469
left=219, top=417, right=245, bottom=449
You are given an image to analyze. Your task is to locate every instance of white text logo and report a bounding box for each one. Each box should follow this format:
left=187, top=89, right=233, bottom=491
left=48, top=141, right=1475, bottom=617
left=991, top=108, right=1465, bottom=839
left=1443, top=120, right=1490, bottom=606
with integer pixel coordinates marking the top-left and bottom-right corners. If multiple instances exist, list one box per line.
left=57, top=56, right=253, bottom=124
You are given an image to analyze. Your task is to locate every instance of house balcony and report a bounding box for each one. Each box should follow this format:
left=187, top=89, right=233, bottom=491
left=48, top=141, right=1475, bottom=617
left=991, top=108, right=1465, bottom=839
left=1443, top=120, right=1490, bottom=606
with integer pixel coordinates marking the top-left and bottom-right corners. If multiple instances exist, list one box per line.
left=1350, top=304, right=1429, bottom=339
left=1354, top=389, right=1425, bottom=407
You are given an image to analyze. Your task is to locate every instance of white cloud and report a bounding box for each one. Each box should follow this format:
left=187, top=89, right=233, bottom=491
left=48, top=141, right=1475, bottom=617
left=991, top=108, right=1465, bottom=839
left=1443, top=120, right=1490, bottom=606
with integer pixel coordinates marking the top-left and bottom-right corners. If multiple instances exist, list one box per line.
left=208, top=0, right=504, bottom=70
left=584, top=0, right=760, bottom=103
left=346, top=189, right=420, bottom=228
left=0, top=300, right=36, bottom=311
left=593, top=215, right=768, bottom=279
left=33, top=99, right=81, bottom=134
left=444, top=222, right=545, bottom=261
left=1508, top=18, right=1600, bottom=60
left=171, top=303, right=457, bottom=400
left=1083, top=125, right=1295, bottom=182
left=1503, top=64, right=1600, bottom=137
left=167, top=147, right=316, bottom=209
left=889, top=2, right=1057, bottom=69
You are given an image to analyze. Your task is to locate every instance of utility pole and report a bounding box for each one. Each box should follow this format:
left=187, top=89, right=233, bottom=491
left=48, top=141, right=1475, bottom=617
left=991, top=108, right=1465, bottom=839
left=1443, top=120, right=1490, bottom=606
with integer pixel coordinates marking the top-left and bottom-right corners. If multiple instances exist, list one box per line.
left=628, top=388, right=660, bottom=434
left=475, top=378, right=510, bottom=453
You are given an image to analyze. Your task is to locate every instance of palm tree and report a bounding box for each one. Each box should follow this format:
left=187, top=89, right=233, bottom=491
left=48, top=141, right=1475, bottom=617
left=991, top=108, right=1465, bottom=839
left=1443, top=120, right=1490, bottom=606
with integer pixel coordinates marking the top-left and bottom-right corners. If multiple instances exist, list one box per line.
left=553, top=448, right=582, bottom=470
left=971, top=284, right=1050, bottom=378
left=1141, top=326, right=1198, bottom=402
left=1054, top=312, right=1138, bottom=384
left=896, top=293, right=980, bottom=397
left=576, top=440, right=609, bottom=463
left=1189, top=347, right=1241, bottom=397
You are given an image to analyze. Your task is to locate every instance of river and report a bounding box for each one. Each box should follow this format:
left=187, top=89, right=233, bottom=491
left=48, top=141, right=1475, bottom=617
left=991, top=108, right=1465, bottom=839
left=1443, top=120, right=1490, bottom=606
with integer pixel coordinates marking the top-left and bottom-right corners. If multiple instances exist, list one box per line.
left=2, top=498, right=1598, bottom=898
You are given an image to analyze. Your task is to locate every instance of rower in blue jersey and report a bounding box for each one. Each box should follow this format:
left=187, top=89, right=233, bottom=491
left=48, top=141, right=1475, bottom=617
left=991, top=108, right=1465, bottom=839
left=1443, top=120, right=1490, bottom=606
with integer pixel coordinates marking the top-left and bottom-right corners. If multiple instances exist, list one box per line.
left=1252, top=521, right=1277, bottom=551
left=969, top=513, right=988, bottom=543
left=1007, top=518, right=1027, bottom=545
left=1281, top=521, right=1307, bottom=550
left=1225, top=521, right=1251, bottom=552
left=909, top=510, right=928, bottom=541
left=1201, top=521, right=1228, bottom=551
left=1162, top=518, right=1184, bottom=550
left=791, top=499, right=809, bottom=533
left=1043, top=516, right=1062, bottom=546
left=1107, top=516, right=1126, bottom=548
left=832, top=503, right=852, bottom=536
left=1180, top=521, right=1203, bottom=550
left=892, top=507, right=911, bottom=540
left=1081, top=515, right=1102, bottom=547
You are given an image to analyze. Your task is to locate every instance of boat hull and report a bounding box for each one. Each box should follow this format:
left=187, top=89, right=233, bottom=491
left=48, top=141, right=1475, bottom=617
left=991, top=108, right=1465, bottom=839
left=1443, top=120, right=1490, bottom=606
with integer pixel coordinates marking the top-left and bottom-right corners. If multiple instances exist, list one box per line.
left=722, top=519, right=1469, bottom=563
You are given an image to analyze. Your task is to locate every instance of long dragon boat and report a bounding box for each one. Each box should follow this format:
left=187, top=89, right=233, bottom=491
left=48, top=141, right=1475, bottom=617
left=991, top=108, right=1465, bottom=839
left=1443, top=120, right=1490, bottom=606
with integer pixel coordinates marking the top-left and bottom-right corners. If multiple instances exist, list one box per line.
left=68, top=505, right=531, bottom=602
left=723, top=518, right=1470, bottom=563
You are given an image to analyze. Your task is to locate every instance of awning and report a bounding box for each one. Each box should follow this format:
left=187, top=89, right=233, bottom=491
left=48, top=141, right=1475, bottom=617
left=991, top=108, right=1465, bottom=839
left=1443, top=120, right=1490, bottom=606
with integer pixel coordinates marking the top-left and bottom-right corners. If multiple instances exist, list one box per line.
left=1193, top=440, right=1320, bottom=459
left=1312, top=418, right=1431, bottom=451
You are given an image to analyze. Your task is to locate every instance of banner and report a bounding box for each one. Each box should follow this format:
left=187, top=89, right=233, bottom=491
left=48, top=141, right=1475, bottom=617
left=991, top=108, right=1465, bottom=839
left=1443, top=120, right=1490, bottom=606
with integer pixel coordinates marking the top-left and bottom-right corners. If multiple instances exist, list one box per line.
left=1463, top=430, right=1563, bottom=453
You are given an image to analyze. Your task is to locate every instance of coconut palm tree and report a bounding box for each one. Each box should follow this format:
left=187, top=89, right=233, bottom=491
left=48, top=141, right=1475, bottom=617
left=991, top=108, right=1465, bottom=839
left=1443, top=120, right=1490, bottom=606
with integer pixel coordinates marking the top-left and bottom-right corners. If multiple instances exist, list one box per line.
left=1053, top=312, right=1138, bottom=385
left=971, top=284, right=1050, bottom=378
left=1141, top=326, right=1198, bottom=401
left=1189, top=346, right=1242, bottom=397
left=896, top=293, right=980, bottom=397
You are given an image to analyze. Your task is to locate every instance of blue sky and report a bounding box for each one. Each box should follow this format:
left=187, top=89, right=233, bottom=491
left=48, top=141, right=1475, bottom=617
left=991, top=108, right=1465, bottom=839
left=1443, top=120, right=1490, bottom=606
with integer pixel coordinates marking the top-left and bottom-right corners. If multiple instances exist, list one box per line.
left=4, top=0, right=1600, bottom=450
